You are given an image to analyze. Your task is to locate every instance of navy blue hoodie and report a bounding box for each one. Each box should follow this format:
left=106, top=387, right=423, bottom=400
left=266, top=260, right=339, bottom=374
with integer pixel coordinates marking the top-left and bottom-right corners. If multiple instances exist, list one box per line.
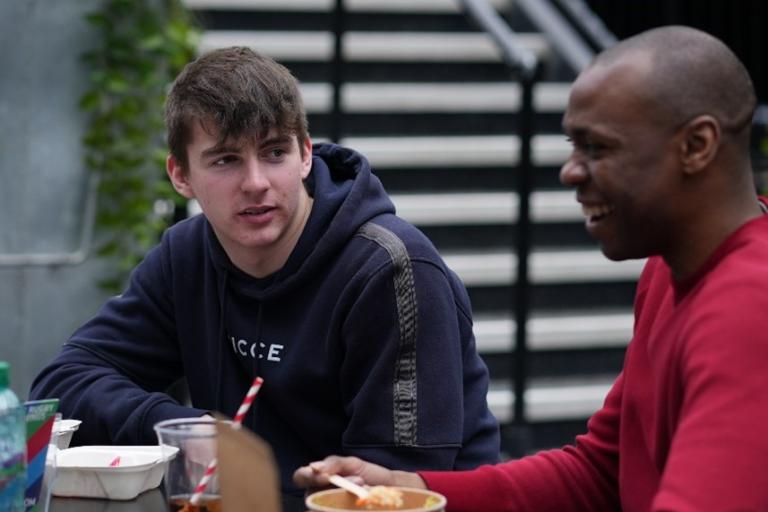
left=30, top=143, right=500, bottom=496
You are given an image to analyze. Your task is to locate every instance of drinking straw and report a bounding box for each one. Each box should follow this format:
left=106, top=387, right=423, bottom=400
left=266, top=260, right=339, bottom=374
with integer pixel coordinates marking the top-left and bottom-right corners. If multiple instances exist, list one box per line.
left=189, top=376, right=264, bottom=505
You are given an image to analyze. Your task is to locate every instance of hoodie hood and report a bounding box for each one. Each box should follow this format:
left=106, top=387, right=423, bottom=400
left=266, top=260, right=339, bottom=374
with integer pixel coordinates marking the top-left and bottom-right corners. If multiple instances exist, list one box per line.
left=207, top=142, right=395, bottom=300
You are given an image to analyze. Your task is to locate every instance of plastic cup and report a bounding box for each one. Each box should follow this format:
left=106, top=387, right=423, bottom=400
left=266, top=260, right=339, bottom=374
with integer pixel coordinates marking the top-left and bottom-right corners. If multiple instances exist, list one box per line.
left=306, top=487, right=446, bottom=512
left=154, top=418, right=222, bottom=512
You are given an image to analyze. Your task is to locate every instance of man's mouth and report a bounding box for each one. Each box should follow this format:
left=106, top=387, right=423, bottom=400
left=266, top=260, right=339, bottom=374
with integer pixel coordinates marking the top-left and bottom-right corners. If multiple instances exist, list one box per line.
left=581, top=203, right=614, bottom=222
left=240, top=206, right=273, bottom=216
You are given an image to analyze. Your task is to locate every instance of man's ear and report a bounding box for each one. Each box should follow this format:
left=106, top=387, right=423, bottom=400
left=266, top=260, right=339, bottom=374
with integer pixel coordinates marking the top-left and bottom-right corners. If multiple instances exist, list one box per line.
left=300, top=136, right=313, bottom=179
left=679, top=115, right=720, bottom=175
left=166, top=154, right=195, bottom=199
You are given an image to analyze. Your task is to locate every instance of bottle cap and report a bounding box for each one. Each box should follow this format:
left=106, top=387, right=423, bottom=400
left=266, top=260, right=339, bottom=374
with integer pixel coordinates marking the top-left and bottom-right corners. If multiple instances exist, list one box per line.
left=0, top=361, right=9, bottom=388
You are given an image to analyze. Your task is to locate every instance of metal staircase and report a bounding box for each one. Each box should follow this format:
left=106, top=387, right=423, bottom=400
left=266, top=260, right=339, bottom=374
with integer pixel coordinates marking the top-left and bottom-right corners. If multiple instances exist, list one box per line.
left=183, top=0, right=635, bottom=456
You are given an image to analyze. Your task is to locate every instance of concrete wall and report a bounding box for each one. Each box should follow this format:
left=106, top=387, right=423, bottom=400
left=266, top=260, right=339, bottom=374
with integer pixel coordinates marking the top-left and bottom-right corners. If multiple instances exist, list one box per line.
left=0, top=0, right=113, bottom=398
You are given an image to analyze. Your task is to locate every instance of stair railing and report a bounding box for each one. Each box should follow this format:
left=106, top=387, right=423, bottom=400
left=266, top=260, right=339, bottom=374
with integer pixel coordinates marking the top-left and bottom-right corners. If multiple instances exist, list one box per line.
left=329, top=0, right=347, bottom=143
left=456, top=0, right=540, bottom=457
left=552, top=0, right=617, bottom=52
left=516, top=0, right=615, bottom=73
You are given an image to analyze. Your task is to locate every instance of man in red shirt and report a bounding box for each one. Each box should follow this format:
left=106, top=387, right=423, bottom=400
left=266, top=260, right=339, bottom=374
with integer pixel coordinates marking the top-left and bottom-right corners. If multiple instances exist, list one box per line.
left=294, top=25, right=768, bottom=511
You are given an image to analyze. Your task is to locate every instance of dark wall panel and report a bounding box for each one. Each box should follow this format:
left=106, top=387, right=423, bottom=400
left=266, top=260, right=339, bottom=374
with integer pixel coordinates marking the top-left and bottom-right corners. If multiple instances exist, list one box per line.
left=585, top=0, right=768, bottom=103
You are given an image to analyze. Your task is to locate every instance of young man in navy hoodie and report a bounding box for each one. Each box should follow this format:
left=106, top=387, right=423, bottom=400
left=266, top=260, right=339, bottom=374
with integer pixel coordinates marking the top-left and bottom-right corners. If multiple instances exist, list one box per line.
left=29, top=47, right=499, bottom=508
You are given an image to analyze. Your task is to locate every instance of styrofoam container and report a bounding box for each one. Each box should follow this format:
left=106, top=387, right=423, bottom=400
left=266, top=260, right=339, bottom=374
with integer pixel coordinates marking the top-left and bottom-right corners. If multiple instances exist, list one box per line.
left=53, top=419, right=82, bottom=449
left=52, top=445, right=178, bottom=500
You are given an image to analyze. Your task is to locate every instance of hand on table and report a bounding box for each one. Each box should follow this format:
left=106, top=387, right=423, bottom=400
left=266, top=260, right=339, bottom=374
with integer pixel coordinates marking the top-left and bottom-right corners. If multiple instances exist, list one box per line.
left=293, top=455, right=426, bottom=491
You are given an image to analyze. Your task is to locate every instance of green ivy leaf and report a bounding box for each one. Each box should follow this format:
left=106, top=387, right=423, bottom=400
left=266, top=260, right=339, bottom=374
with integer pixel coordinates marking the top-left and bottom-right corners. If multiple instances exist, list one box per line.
left=80, top=0, right=199, bottom=292
left=85, top=12, right=110, bottom=28
left=79, top=91, right=101, bottom=111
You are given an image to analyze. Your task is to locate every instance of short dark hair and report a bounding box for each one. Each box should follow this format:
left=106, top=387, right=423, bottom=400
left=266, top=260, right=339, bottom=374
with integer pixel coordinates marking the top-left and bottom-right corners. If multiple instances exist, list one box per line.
left=595, top=26, right=756, bottom=144
left=165, top=47, right=309, bottom=169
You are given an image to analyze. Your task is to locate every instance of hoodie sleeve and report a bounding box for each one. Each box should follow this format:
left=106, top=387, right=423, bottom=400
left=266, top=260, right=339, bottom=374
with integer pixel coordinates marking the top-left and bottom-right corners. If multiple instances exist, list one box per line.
left=337, top=227, right=500, bottom=470
left=29, top=243, right=208, bottom=446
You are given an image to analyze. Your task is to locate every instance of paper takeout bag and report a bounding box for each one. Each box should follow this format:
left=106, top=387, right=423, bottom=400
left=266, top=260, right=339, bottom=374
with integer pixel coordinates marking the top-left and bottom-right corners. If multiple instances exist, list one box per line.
left=216, top=419, right=281, bottom=512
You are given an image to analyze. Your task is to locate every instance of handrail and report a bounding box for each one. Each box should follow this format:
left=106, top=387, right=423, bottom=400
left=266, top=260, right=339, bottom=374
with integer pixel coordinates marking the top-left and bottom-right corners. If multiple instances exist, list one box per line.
left=455, top=0, right=539, bottom=455
left=553, top=0, right=617, bottom=51
left=455, top=0, right=538, bottom=79
left=0, top=174, right=98, bottom=267
left=515, top=0, right=596, bottom=72
left=329, top=0, right=345, bottom=142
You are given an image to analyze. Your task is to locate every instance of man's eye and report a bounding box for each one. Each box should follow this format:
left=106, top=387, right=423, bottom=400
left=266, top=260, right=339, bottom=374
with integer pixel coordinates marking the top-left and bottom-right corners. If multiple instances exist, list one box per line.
left=213, top=155, right=237, bottom=166
left=568, top=138, right=605, bottom=155
left=263, top=148, right=287, bottom=161
left=584, top=142, right=604, bottom=153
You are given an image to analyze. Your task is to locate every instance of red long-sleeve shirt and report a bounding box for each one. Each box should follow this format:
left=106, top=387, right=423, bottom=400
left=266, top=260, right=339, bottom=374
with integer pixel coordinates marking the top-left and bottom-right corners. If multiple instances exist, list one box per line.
left=421, top=214, right=768, bottom=511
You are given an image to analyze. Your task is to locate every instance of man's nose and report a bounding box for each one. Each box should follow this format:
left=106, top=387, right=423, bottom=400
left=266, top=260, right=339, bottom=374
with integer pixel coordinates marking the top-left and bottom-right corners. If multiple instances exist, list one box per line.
left=559, top=157, right=588, bottom=187
left=241, top=158, right=269, bottom=191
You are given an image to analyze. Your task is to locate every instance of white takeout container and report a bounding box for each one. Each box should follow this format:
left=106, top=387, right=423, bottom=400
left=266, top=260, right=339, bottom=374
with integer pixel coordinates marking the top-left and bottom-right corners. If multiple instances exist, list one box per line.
left=52, top=445, right=178, bottom=500
left=53, top=418, right=82, bottom=449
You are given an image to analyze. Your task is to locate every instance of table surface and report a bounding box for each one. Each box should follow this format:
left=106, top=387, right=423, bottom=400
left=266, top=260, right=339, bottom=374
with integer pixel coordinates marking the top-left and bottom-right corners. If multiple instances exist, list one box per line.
left=50, top=489, right=166, bottom=512
left=50, top=489, right=307, bottom=512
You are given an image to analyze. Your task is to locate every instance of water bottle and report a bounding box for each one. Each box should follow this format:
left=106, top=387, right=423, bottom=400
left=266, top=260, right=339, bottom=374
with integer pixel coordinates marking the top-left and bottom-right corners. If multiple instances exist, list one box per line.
left=0, top=362, right=26, bottom=511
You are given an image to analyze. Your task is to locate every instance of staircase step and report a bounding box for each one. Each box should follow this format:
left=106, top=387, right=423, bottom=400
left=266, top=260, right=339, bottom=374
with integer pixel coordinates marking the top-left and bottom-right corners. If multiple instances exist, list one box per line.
left=186, top=0, right=512, bottom=14
left=186, top=0, right=331, bottom=10
left=300, top=82, right=569, bottom=113
left=468, top=281, right=637, bottom=313
left=345, top=32, right=548, bottom=61
left=344, top=82, right=569, bottom=112
left=199, top=30, right=332, bottom=60
left=391, top=190, right=579, bottom=225
left=347, top=0, right=511, bottom=13
left=341, top=134, right=569, bottom=168
left=299, top=83, right=332, bottom=112
left=489, top=377, right=613, bottom=422
left=482, top=346, right=626, bottom=381
left=443, top=249, right=644, bottom=286
left=198, top=31, right=549, bottom=62
left=474, top=310, right=633, bottom=352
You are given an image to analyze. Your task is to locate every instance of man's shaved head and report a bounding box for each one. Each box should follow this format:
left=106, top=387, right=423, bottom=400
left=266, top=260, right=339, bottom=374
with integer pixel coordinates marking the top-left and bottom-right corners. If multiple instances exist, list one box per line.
left=593, top=26, right=756, bottom=147
left=561, top=25, right=761, bottom=273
